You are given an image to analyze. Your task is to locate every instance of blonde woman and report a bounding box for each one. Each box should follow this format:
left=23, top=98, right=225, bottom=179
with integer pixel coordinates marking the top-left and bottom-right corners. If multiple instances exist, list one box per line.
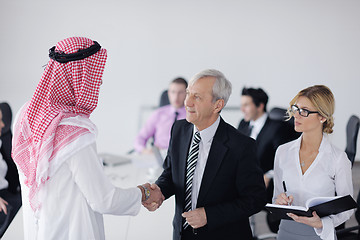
left=273, top=85, right=354, bottom=240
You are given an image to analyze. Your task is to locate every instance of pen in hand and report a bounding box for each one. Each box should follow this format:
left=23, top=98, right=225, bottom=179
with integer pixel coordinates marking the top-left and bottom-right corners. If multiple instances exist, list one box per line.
left=282, top=181, right=291, bottom=206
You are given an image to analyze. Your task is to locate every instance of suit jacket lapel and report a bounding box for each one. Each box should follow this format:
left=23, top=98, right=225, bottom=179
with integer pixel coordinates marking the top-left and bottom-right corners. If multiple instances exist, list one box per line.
left=196, top=118, right=228, bottom=206
left=240, top=120, right=251, bottom=136
left=256, top=117, right=270, bottom=142
left=179, top=122, right=193, bottom=195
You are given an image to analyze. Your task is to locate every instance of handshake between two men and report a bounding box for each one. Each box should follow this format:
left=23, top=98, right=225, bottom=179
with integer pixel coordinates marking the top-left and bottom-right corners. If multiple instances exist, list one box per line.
left=137, top=183, right=208, bottom=229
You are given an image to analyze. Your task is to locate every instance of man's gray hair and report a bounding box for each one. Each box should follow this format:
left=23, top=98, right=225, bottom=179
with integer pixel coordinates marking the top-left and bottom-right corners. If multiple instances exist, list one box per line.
left=189, top=69, right=232, bottom=106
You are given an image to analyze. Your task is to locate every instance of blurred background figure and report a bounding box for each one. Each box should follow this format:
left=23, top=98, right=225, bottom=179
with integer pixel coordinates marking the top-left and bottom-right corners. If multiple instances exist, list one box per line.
left=0, top=109, right=9, bottom=222
left=134, top=77, right=187, bottom=154
left=238, top=87, right=299, bottom=233
left=0, top=103, right=21, bottom=238
left=0, top=103, right=22, bottom=238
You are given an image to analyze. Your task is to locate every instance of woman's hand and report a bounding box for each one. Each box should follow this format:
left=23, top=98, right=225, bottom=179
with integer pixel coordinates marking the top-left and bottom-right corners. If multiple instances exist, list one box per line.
left=275, top=192, right=294, bottom=205
left=0, top=197, right=8, bottom=215
left=287, top=211, right=323, bottom=229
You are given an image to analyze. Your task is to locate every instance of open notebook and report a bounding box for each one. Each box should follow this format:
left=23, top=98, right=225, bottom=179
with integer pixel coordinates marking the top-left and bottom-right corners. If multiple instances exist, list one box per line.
left=265, top=195, right=357, bottom=221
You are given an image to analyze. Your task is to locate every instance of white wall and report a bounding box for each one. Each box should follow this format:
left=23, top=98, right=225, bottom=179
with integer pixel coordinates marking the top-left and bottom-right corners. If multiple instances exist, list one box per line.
left=1, top=0, right=359, bottom=159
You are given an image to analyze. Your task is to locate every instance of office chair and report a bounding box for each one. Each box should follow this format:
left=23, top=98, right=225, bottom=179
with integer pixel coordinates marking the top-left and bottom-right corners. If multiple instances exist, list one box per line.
left=334, top=115, right=360, bottom=236
left=345, top=115, right=360, bottom=166
left=336, top=187, right=360, bottom=240
left=0, top=102, right=22, bottom=237
left=269, top=107, right=296, bottom=126
left=159, top=90, right=170, bottom=107
left=269, top=107, right=300, bottom=141
left=269, top=107, right=287, bottom=121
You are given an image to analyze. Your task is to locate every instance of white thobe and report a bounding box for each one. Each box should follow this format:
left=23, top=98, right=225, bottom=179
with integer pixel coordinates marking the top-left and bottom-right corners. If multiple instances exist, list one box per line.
left=20, top=143, right=142, bottom=240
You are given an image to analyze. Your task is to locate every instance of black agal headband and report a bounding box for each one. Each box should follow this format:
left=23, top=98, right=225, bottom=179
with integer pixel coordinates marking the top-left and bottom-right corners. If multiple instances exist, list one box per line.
left=49, top=41, right=101, bottom=63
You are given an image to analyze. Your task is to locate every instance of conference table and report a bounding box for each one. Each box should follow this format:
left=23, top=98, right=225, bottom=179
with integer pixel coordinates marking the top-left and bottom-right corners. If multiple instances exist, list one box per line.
left=2, top=153, right=174, bottom=240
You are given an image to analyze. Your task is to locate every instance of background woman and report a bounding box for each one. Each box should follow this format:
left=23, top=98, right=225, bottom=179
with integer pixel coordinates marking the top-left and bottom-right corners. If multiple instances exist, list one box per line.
left=0, top=110, right=8, bottom=215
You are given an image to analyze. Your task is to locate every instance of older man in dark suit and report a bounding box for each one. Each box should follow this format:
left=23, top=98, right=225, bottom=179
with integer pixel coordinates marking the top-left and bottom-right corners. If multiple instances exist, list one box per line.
left=145, top=69, right=266, bottom=240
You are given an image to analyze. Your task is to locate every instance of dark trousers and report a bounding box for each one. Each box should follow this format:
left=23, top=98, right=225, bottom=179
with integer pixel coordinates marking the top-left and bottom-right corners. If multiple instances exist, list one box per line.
left=0, top=189, right=22, bottom=237
left=181, top=226, right=215, bottom=240
left=265, top=179, right=280, bottom=233
left=181, top=227, right=199, bottom=240
left=180, top=225, right=254, bottom=240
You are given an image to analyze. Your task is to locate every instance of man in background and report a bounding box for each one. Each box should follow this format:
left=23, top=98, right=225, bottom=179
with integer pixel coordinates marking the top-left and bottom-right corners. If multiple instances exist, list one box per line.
left=238, top=87, right=299, bottom=232
left=134, top=78, right=187, bottom=153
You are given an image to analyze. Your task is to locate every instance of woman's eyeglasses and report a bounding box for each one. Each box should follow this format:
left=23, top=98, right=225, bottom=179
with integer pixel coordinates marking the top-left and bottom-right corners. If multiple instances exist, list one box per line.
left=290, top=105, right=319, bottom=117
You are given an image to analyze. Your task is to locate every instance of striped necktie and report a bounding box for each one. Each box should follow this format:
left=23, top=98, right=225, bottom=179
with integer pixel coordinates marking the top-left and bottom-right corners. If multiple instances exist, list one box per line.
left=183, top=131, right=201, bottom=229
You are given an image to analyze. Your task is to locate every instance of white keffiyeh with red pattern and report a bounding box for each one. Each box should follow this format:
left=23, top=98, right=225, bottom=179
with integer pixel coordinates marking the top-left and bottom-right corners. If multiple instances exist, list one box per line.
left=12, top=37, right=107, bottom=215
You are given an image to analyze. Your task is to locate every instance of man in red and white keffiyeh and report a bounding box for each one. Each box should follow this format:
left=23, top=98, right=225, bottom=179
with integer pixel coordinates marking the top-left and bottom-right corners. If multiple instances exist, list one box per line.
left=11, top=37, right=163, bottom=240
left=13, top=36, right=106, bottom=214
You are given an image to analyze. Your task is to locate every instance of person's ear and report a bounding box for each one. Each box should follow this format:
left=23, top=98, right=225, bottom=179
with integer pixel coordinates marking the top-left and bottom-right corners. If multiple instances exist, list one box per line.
left=319, top=115, right=326, bottom=123
left=214, top=99, right=225, bottom=114
left=258, top=103, right=265, bottom=113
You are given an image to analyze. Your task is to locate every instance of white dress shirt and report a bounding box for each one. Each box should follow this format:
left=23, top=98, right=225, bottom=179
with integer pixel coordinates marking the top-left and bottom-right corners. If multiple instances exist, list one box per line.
left=19, top=142, right=142, bottom=240
left=273, top=135, right=354, bottom=240
left=249, top=113, right=268, bottom=140
left=190, top=116, right=220, bottom=210
left=0, top=140, right=8, bottom=190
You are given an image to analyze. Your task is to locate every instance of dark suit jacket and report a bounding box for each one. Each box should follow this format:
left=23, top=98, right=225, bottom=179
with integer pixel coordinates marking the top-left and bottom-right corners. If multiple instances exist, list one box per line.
left=238, top=117, right=300, bottom=203
left=156, top=118, right=266, bottom=240
left=238, top=117, right=299, bottom=174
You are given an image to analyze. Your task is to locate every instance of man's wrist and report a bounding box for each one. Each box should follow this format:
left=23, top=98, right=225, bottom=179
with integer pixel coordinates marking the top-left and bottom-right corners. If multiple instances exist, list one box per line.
left=137, top=186, right=144, bottom=201
left=138, top=185, right=150, bottom=202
